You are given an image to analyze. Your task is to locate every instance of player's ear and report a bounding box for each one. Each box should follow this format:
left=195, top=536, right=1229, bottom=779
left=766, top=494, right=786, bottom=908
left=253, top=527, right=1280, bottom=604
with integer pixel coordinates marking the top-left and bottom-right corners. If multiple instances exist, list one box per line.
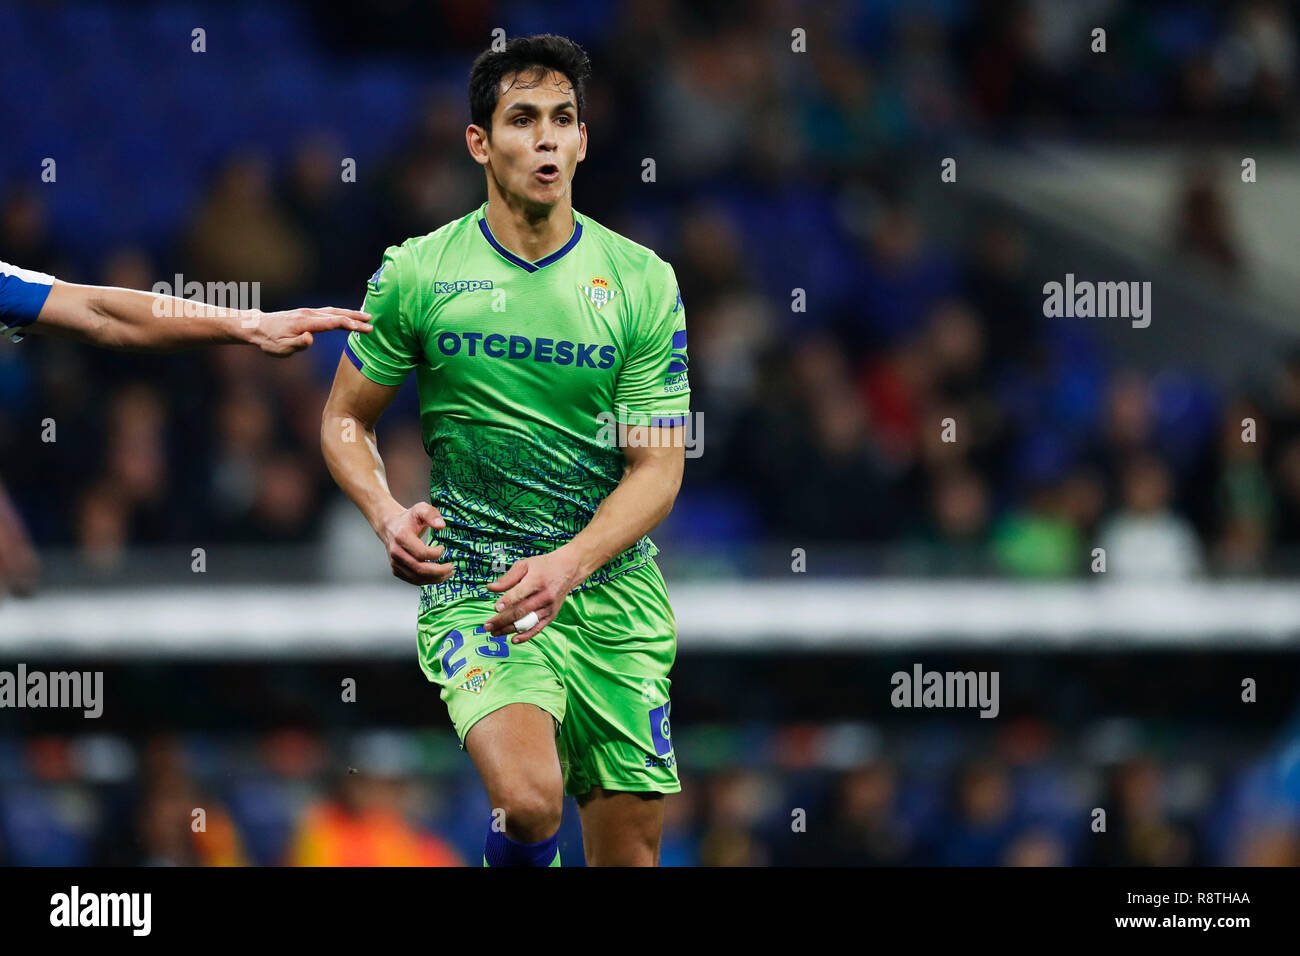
left=577, top=122, right=587, bottom=163
left=466, top=125, right=490, bottom=166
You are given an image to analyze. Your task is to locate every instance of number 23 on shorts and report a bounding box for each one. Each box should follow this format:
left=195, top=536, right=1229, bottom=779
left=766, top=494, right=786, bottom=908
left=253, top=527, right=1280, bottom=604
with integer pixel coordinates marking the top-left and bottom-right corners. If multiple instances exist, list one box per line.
left=434, top=624, right=510, bottom=679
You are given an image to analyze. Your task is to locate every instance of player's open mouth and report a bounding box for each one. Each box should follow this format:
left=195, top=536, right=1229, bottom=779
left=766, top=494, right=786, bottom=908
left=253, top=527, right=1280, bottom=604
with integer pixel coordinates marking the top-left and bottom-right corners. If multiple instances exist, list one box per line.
left=534, top=164, right=560, bottom=183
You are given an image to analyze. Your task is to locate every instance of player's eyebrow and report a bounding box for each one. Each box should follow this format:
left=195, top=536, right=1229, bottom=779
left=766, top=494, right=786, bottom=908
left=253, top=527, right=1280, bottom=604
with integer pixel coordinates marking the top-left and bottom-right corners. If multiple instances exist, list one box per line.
left=503, top=100, right=577, bottom=115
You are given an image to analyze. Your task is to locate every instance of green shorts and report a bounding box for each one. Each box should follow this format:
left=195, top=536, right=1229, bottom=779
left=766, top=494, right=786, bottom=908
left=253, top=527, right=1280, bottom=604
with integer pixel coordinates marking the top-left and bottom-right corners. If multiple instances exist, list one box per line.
left=416, top=559, right=679, bottom=797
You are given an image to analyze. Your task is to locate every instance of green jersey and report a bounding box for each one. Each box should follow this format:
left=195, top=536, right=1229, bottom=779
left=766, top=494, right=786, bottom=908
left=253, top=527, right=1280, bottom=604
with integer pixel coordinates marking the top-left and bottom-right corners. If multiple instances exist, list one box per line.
left=345, top=201, right=691, bottom=612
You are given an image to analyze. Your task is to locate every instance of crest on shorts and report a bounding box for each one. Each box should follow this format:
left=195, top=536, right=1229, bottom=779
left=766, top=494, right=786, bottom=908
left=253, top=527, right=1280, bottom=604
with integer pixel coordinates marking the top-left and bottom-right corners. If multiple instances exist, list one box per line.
left=579, top=276, right=621, bottom=311
left=458, top=666, right=493, bottom=694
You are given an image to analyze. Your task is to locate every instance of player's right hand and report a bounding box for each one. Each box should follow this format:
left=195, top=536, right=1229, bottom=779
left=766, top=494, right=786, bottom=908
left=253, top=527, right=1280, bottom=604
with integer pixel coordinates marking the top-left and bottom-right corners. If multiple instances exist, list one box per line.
left=377, top=502, right=455, bottom=586
left=248, top=307, right=374, bottom=356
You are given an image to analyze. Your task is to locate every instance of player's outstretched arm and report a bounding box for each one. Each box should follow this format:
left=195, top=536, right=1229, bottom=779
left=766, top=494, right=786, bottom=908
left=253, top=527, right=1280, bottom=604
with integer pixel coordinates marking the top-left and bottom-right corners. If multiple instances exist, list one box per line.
left=320, top=354, right=455, bottom=585
left=30, top=281, right=372, bottom=354
left=484, top=425, right=686, bottom=643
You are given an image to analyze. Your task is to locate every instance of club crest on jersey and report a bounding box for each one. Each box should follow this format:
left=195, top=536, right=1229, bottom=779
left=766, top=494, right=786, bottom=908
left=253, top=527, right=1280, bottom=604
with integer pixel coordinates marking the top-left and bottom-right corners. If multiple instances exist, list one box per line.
left=457, top=666, right=493, bottom=694
left=579, top=276, right=621, bottom=311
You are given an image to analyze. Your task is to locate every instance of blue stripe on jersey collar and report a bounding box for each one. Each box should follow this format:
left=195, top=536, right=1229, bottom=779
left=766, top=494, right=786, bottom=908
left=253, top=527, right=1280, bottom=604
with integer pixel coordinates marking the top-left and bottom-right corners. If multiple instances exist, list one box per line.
left=478, top=209, right=582, bottom=273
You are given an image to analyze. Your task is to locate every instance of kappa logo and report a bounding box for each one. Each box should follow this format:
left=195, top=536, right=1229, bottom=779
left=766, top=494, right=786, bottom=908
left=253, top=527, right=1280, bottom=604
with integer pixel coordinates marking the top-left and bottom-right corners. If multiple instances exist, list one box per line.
left=433, top=279, right=493, bottom=294
left=458, top=666, right=493, bottom=694
left=579, top=276, right=621, bottom=311
left=368, top=264, right=385, bottom=288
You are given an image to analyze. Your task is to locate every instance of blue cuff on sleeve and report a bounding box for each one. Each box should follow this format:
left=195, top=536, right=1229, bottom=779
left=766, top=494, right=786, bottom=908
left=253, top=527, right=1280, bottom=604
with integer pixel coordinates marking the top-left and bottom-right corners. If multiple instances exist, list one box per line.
left=0, top=266, right=55, bottom=328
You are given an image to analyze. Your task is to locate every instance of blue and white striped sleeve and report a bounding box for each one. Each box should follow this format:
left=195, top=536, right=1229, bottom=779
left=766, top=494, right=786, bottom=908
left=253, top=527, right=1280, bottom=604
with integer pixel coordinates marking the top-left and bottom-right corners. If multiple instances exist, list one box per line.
left=0, top=260, right=57, bottom=342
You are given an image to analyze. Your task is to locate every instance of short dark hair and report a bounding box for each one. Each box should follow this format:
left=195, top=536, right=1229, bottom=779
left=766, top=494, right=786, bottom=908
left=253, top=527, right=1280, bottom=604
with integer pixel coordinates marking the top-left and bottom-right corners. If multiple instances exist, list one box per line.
left=468, top=34, right=591, bottom=136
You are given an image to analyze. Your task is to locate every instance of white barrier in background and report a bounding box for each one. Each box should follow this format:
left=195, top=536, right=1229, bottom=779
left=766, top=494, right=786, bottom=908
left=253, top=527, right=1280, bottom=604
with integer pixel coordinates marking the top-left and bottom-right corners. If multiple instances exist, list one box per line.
left=2, top=580, right=1300, bottom=657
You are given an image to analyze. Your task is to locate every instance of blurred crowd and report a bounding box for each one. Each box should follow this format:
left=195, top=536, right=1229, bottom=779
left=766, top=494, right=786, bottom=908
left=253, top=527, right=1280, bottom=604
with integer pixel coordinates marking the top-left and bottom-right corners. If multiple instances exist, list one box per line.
left=1, top=718, right=1297, bottom=866
left=3, top=1, right=1300, bottom=582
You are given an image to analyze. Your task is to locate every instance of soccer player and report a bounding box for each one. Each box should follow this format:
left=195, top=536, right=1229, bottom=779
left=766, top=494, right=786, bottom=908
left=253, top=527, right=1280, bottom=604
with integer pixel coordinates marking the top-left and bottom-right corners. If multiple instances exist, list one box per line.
left=0, top=260, right=372, bottom=352
left=321, top=34, right=690, bottom=867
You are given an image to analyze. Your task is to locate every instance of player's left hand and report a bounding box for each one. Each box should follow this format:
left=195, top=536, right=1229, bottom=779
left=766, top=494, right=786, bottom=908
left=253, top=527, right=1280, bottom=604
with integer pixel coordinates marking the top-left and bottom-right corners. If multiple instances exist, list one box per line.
left=483, top=546, right=584, bottom=644
left=246, top=307, right=374, bottom=356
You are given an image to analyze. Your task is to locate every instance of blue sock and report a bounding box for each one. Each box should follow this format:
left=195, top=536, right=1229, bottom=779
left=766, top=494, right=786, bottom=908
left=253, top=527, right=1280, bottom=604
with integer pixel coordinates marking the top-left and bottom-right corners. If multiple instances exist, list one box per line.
left=483, top=823, right=561, bottom=867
